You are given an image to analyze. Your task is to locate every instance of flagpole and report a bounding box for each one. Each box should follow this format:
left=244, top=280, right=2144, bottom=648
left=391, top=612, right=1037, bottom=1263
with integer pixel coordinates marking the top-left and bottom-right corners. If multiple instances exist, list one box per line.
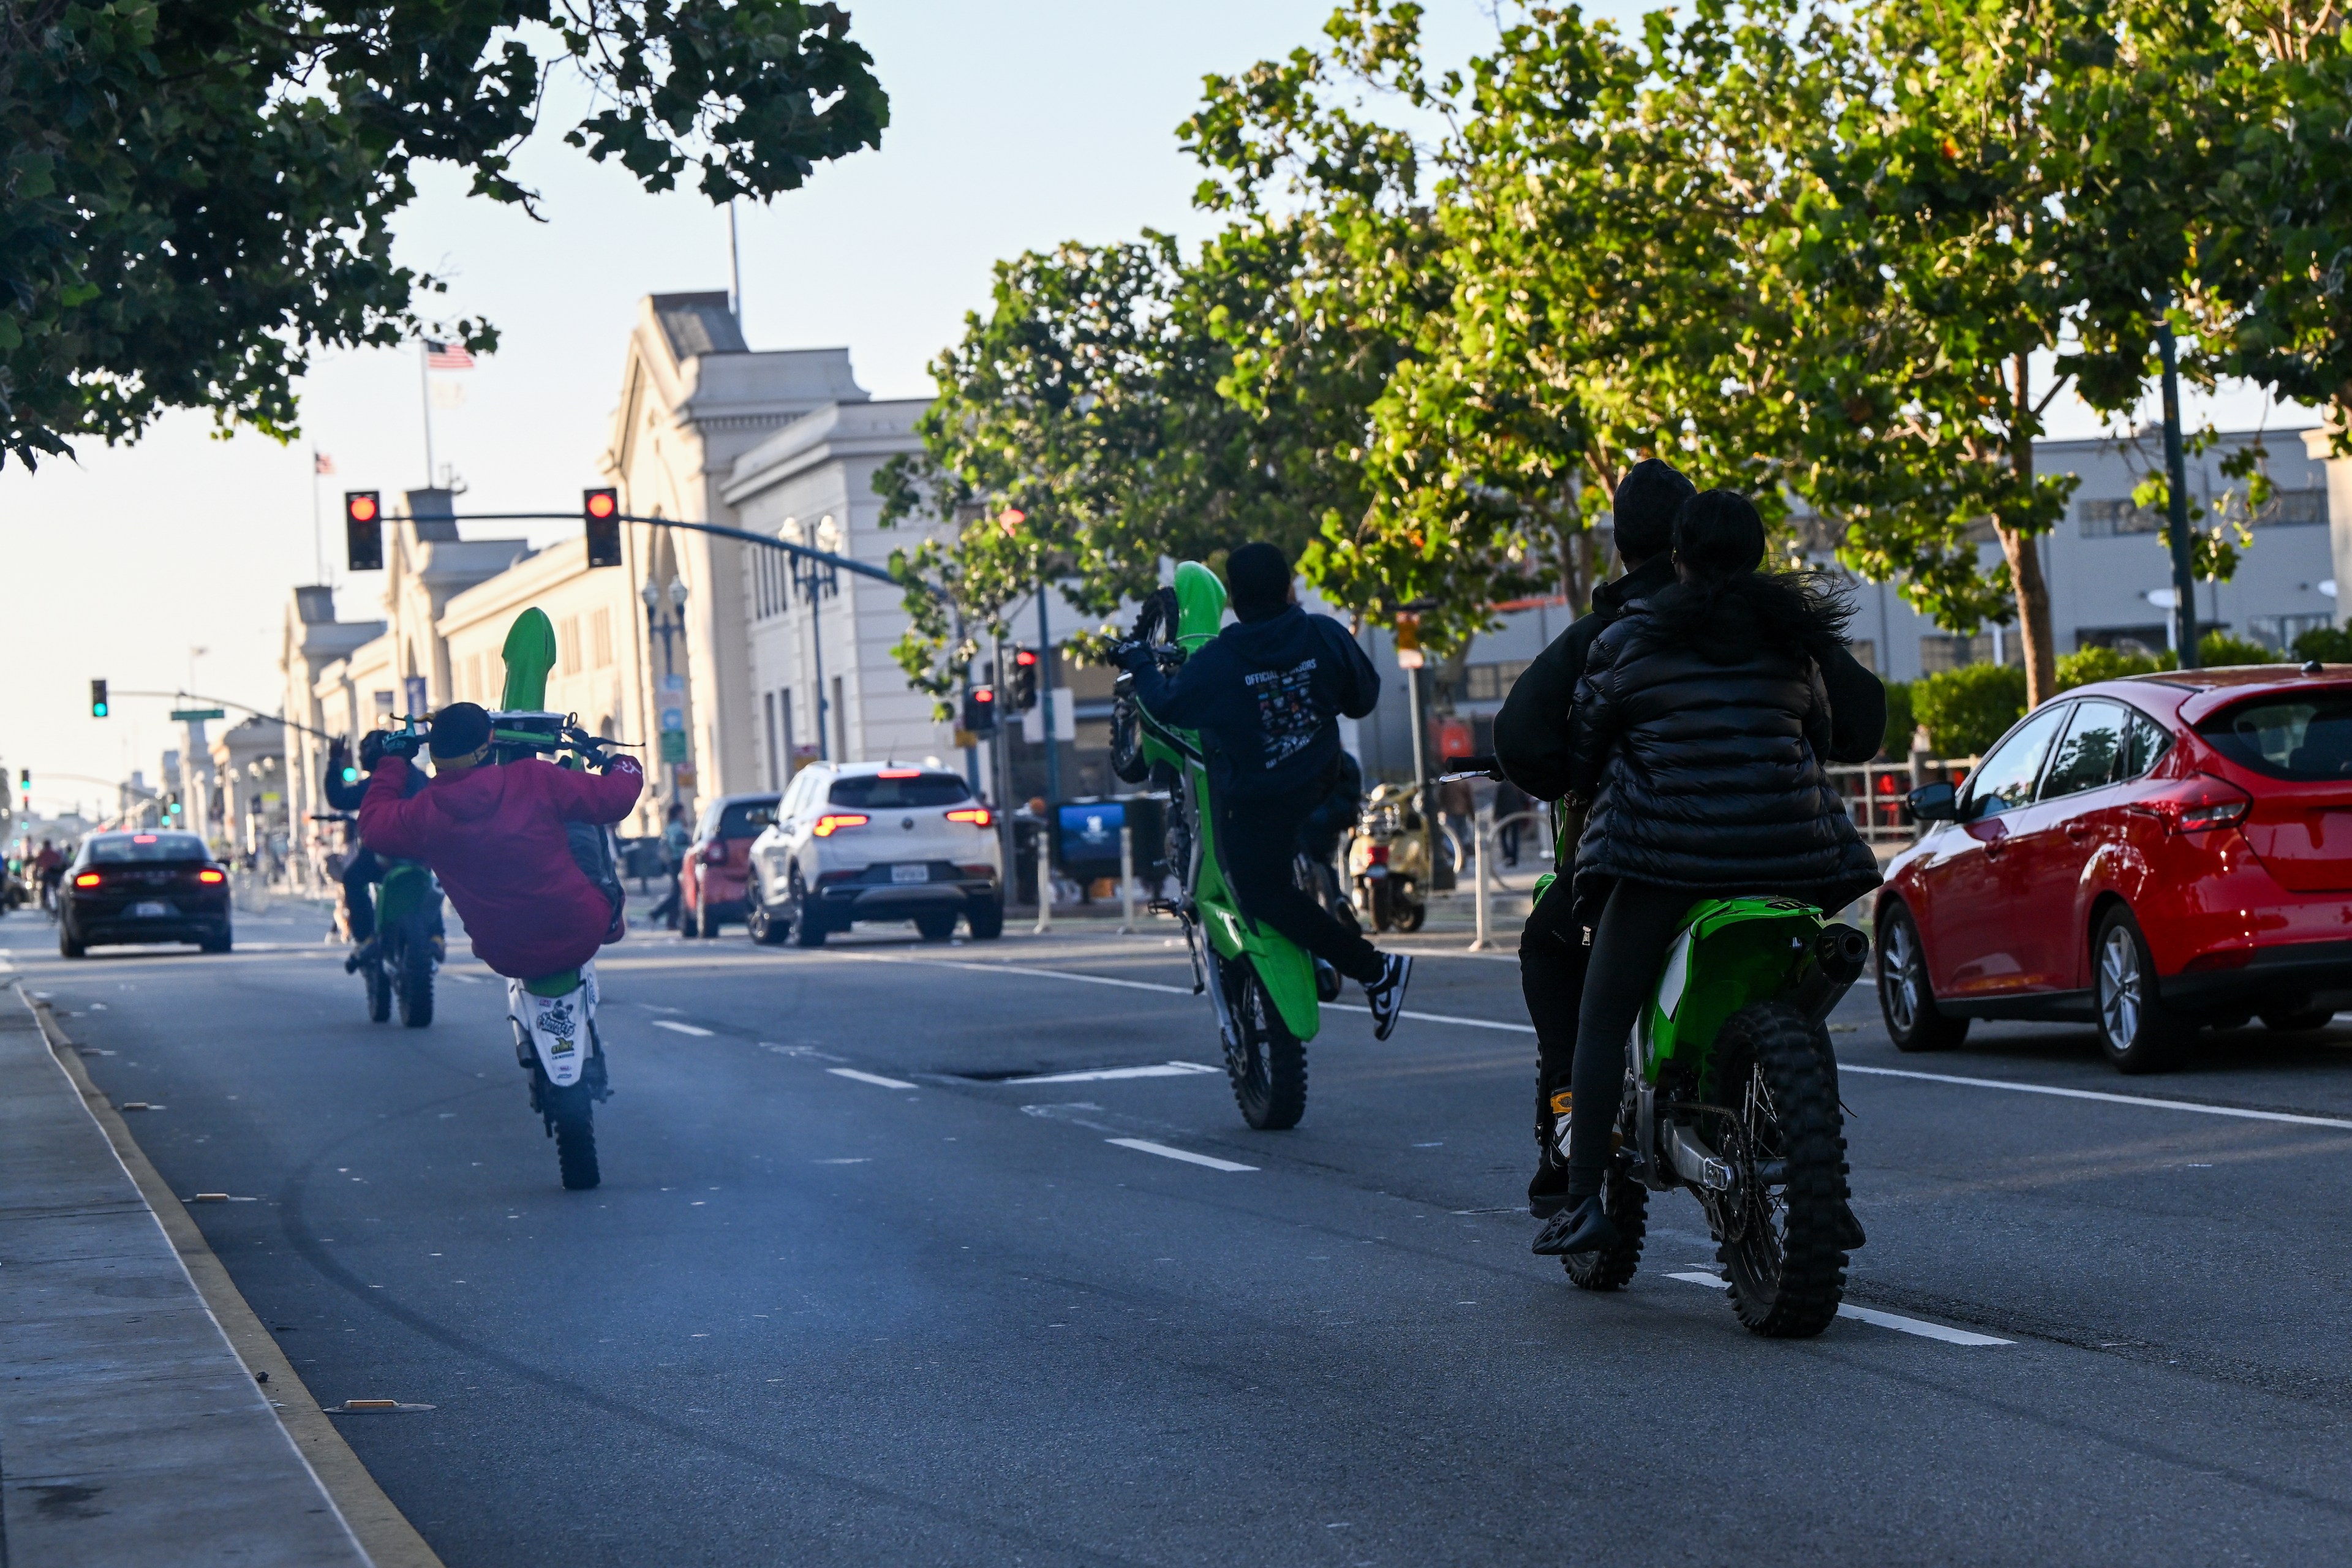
left=418, top=341, right=437, bottom=488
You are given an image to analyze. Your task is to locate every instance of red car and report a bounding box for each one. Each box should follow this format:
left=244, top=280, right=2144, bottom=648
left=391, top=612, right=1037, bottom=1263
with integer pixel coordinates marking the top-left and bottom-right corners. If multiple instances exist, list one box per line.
left=679, top=791, right=780, bottom=938
left=1877, top=666, right=2352, bottom=1072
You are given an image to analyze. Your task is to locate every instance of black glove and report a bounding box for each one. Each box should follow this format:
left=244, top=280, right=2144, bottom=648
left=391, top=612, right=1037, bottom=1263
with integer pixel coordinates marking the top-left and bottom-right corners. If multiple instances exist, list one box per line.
left=1112, top=639, right=1152, bottom=672
left=378, top=731, right=423, bottom=761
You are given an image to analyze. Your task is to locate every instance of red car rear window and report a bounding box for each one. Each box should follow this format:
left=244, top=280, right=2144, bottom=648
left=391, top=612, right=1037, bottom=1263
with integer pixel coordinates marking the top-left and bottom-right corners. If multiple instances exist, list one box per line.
left=2198, top=695, right=2352, bottom=781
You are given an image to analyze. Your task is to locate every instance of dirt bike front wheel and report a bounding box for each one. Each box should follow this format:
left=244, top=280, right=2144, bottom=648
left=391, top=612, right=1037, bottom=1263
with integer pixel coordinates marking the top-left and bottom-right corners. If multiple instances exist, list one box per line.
left=1711, top=1000, right=1849, bottom=1337
left=1221, top=954, right=1306, bottom=1131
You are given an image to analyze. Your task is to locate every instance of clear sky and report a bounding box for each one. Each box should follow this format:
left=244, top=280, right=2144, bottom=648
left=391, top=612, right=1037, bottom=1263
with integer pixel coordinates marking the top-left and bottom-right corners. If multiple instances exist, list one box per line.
left=0, top=0, right=2306, bottom=816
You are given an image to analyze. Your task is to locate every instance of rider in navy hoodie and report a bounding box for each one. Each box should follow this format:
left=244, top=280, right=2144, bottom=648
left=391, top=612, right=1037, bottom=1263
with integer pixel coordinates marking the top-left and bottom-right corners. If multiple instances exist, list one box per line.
left=1117, top=542, right=1415, bottom=1038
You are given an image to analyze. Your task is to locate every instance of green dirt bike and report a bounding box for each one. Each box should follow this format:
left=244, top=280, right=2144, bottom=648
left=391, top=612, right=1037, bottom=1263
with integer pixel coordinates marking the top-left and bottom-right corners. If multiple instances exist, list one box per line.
left=315, top=810, right=441, bottom=1027
left=1450, top=758, right=1871, bottom=1338
left=386, top=608, right=633, bottom=1191
left=1109, top=562, right=1330, bottom=1131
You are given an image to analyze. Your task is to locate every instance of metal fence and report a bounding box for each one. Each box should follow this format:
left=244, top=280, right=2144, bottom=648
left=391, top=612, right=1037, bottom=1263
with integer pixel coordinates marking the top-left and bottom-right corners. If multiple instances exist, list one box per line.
left=1823, top=756, right=1978, bottom=845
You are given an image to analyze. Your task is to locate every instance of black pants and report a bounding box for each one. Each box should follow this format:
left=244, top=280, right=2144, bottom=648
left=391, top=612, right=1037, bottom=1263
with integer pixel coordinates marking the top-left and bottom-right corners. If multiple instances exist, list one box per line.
left=1217, top=780, right=1384, bottom=986
left=342, top=848, right=382, bottom=942
left=1518, top=872, right=1589, bottom=1149
left=1566, top=879, right=1720, bottom=1193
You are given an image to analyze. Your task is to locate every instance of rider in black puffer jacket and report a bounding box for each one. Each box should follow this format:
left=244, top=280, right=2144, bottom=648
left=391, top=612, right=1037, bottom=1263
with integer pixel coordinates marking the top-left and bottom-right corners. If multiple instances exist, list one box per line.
left=1536, top=488, right=1882, bottom=1257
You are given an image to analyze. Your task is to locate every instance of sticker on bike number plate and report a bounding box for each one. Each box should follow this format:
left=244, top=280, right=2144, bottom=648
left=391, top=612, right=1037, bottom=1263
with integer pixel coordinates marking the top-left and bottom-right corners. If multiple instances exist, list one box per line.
left=891, top=864, right=928, bottom=884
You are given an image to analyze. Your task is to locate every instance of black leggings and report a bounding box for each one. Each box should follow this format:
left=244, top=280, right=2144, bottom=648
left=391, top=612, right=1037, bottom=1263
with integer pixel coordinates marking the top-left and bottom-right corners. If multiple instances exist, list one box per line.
left=1216, top=782, right=1384, bottom=986
left=1565, top=879, right=1721, bottom=1194
left=1519, top=872, right=1588, bottom=1138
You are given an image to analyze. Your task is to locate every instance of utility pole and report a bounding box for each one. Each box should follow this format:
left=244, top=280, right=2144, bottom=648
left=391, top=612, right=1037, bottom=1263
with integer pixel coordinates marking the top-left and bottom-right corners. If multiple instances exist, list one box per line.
left=1036, top=581, right=1061, bottom=803
left=2158, top=307, right=2201, bottom=668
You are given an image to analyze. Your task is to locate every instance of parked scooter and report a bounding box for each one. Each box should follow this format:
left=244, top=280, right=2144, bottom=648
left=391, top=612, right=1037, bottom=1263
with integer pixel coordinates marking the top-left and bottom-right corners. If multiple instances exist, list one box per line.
left=1348, top=781, right=1429, bottom=933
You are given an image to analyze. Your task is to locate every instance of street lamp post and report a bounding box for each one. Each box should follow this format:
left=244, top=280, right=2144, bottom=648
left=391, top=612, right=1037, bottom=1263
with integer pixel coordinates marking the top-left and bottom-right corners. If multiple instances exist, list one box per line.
left=789, top=520, right=840, bottom=760
left=2158, top=307, right=2202, bottom=668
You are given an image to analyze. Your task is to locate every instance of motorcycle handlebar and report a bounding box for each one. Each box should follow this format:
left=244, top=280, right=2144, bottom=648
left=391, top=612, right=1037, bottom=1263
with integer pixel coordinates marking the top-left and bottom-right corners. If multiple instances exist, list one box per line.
left=1434, top=753, right=1504, bottom=783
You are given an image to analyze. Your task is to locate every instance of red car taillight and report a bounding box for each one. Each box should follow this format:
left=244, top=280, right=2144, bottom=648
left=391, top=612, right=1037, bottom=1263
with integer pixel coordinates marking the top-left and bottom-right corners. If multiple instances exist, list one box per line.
left=1366, top=844, right=1390, bottom=865
left=197, top=868, right=225, bottom=884
left=2139, top=774, right=2253, bottom=834
left=945, top=807, right=992, bottom=827
left=73, top=872, right=101, bottom=888
left=812, top=813, right=869, bottom=837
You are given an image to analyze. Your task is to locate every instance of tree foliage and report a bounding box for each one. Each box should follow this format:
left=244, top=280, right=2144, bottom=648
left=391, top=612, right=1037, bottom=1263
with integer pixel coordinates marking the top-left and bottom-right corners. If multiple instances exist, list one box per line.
left=1, top=0, right=888, bottom=468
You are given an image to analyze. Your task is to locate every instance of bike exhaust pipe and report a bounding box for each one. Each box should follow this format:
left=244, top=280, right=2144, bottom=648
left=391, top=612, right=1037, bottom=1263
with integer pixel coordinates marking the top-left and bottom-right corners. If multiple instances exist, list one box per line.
left=1790, top=923, right=1871, bottom=1024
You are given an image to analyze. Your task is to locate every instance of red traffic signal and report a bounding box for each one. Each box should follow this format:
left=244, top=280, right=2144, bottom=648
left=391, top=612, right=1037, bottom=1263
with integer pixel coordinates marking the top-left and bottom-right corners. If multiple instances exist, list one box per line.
left=1008, top=647, right=1039, bottom=711
left=962, top=685, right=998, bottom=735
left=344, top=491, right=383, bottom=571
left=583, top=487, right=622, bottom=568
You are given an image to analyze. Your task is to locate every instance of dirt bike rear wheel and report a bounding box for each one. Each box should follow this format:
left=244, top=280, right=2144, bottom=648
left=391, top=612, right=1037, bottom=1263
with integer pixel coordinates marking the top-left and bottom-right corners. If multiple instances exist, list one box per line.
left=540, top=1080, right=600, bottom=1190
left=364, top=956, right=391, bottom=1023
left=394, top=922, right=434, bottom=1028
left=1223, top=956, right=1306, bottom=1131
left=1711, top=1001, right=1849, bottom=1337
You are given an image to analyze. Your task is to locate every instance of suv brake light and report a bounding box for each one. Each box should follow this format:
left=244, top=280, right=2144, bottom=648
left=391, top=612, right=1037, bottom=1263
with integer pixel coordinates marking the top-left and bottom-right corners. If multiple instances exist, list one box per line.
left=945, top=806, right=992, bottom=827
left=2137, top=773, right=2253, bottom=833
left=878, top=767, right=921, bottom=778
left=812, top=813, right=869, bottom=837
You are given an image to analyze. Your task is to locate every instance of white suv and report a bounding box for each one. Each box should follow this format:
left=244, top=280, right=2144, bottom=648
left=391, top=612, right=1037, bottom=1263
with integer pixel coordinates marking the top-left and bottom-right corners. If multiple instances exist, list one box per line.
left=745, top=762, right=1005, bottom=947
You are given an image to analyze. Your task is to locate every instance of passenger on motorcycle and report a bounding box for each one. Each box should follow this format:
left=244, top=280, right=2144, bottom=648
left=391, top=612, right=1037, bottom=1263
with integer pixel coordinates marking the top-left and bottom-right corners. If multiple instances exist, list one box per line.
left=1536, top=489, right=1883, bottom=1255
left=1497, top=461, right=1887, bottom=1217
left=325, top=731, right=442, bottom=971
left=1115, top=542, right=1415, bottom=1039
left=357, top=703, right=643, bottom=981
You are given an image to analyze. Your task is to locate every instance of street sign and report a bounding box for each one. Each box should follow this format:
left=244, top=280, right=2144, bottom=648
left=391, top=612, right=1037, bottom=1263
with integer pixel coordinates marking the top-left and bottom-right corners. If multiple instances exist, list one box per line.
left=169, top=708, right=227, bottom=721
left=659, top=731, right=689, bottom=763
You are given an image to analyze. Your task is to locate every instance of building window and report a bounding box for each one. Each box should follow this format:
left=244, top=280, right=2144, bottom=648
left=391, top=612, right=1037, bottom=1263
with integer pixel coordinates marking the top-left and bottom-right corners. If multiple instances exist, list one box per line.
left=764, top=691, right=780, bottom=788
left=1919, top=633, right=2019, bottom=673
left=591, top=608, right=614, bottom=668
left=1847, top=639, right=1876, bottom=673
left=832, top=676, right=846, bottom=761
left=1440, top=659, right=1534, bottom=705
left=2075, top=625, right=2170, bottom=658
left=558, top=614, right=584, bottom=676
left=2255, top=488, right=2329, bottom=528
left=2248, top=612, right=2334, bottom=652
left=2078, top=497, right=2163, bottom=537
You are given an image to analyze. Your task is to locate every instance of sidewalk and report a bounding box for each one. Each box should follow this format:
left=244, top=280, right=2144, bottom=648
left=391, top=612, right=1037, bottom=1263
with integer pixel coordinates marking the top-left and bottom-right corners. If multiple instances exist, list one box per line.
left=0, top=977, right=371, bottom=1566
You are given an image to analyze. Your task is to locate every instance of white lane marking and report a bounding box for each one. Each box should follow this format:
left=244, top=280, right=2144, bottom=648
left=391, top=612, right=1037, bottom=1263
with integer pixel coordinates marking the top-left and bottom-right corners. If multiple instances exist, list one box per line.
left=1843, top=1064, right=2352, bottom=1133
left=1665, top=1272, right=2011, bottom=1346
left=651, top=1020, right=715, bottom=1038
left=1106, top=1138, right=1256, bottom=1172
left=832, top=949, right=1535, bottom=1034
left=999, top=1061, right=1221, bottom=1085
left=827, top=1067, right=918, bottom=1090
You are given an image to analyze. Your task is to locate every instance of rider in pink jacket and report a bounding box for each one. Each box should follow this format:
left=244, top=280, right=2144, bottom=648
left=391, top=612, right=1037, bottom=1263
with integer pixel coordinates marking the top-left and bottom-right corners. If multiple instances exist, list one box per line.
left=359, top=703, right=643, bottom=981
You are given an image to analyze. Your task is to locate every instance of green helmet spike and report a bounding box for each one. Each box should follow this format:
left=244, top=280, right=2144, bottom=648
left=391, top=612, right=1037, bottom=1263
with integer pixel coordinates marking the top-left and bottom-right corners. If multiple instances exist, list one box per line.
left=499, top=608, right=559, bottom=711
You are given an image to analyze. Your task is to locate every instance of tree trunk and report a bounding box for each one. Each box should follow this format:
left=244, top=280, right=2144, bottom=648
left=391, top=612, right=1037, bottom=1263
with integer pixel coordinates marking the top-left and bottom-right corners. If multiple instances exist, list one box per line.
left=2004, top=355, right=2058, bottom=709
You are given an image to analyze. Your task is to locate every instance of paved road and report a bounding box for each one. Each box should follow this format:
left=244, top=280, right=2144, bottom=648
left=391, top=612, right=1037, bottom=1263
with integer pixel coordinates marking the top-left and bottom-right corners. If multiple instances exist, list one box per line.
left=7, top=901, right=2352, bottom=1566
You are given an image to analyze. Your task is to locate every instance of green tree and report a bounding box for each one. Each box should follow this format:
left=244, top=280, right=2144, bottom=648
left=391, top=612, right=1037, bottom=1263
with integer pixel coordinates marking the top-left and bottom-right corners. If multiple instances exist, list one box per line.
left=1913, top=663, right=2029, bottom=756
left=1, top=0, right=888, bottom=468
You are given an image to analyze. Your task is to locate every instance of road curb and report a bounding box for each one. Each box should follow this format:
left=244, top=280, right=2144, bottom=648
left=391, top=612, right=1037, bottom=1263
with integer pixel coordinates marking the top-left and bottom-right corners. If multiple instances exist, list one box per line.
left=21, top=990, right=446, bottom=1568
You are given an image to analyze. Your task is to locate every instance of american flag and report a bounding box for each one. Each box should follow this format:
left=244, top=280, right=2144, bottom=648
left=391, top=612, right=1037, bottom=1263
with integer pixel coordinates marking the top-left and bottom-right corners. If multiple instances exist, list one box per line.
left=423, top=339, right=476, bottom=371
left=313, top=451, right=335, bottom=475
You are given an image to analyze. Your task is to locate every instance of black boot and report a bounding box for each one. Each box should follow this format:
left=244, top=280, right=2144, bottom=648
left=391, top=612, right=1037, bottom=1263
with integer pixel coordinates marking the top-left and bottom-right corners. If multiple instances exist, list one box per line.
left=1528, top=1155, right=1574, bottom=1220
left=1531, top=1191, right=1618, bottom=1256
left=343, top=937, right=377, bottom=973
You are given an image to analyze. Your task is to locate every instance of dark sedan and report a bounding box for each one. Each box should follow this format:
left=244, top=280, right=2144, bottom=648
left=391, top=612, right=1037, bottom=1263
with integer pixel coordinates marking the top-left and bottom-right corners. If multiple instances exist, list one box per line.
left=59, top=831, right=233, bottom=957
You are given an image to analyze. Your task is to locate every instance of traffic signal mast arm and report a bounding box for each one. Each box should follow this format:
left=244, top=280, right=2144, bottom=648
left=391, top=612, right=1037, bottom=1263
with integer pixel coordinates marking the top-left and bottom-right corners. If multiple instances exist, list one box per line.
left=456, top=509, right=909, bottom=588
left=101, top=689, right=342, bottom=743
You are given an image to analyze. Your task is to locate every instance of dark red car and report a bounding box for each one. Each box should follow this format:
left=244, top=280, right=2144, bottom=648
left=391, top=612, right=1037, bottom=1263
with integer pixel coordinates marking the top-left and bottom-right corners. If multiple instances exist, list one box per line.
left=1877, top=666, right=2352, bottom=1072
left=679, top=792, right=779, bottom=938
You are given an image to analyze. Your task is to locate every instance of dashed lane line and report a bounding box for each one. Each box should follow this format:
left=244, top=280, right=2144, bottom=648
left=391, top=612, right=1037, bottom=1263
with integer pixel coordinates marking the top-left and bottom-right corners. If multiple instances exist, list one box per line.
left=1106, top=1138, right=1256, bottom=1172
left=1841, top=1064, right=2352, bottom=1133
left=1664, top=1272, right=2012, bottom=1346
left=997, top=1062, right=1221, bottom=1085
left=649, top=1019, right=715, bottom=1038
left=827, top=1067, right=919, bottom=1090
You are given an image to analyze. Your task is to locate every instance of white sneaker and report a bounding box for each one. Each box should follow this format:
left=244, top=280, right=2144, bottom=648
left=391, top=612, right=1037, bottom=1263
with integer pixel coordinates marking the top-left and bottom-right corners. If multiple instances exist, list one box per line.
left=1364, top=952, right=1413, bottom=1041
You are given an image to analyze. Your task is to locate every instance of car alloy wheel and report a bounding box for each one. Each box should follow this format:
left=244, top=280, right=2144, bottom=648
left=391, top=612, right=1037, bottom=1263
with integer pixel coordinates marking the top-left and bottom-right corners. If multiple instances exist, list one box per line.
left=2092, top=907, right=2190, bottom=1074
left=2097, top=925, right=2142, bottom=1044
left=1875, top=907, right=1964, bottom=1052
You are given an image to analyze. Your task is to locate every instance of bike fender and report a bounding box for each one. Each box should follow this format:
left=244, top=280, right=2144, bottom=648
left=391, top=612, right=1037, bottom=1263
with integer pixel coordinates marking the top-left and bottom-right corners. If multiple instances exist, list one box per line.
left=1642, top=897, right=1822, bottom=1078
left=1246, top=932, right=1321, bottom=1041
left=507, top=967, right=595, bottom=1087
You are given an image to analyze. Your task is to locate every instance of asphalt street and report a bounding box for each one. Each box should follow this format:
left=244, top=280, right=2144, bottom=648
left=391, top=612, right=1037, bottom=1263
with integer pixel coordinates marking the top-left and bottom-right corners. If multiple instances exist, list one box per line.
left=7, top=899, right=2352, bottom=1566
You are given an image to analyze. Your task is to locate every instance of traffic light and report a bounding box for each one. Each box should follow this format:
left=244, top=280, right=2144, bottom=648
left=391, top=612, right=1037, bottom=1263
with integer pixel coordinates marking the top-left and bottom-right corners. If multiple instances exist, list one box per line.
left=583, top=488, right=622, bottom=568
left=15, top=769, right=28, bottom=802
left=89, top=679, right=108, bottom=718
left=1008, top=647, right=1040, bottom=711
left=344, top=491, right=383, bottom=571
left=962, top=685, right=998, bottom=736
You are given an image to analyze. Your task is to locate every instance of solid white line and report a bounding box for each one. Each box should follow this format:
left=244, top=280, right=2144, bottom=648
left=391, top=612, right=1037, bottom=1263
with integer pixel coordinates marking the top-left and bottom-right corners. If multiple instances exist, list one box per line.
left=1665, top=1272, right=2011, bottom=1346
left=1324, top=1001, right=1534, bottom=1034
left=1105, top=1137, right=1256, bottom=1172
left=1000, top=1061, right=1222, bottom=1085
left=1842, top=1064, right=2352, bottom=1133
left=827, top=1067, right=918, bottom=1090
left=650, top=1019, right=714, bottom=1038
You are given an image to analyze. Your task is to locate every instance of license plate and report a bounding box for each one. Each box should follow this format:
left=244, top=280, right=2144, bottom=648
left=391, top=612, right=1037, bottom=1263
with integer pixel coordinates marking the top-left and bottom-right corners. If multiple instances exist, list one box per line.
left=130, top=900, right=171, bottom=918
left=890, top=864, right=929, bottom=884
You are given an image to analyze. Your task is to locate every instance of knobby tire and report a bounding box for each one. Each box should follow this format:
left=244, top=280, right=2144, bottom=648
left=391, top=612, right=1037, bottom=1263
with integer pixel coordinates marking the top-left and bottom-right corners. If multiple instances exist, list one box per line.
left=1712, top=1001, right=1849, bottom=1338
left=1223, top=956, right=1306, bottom=1131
